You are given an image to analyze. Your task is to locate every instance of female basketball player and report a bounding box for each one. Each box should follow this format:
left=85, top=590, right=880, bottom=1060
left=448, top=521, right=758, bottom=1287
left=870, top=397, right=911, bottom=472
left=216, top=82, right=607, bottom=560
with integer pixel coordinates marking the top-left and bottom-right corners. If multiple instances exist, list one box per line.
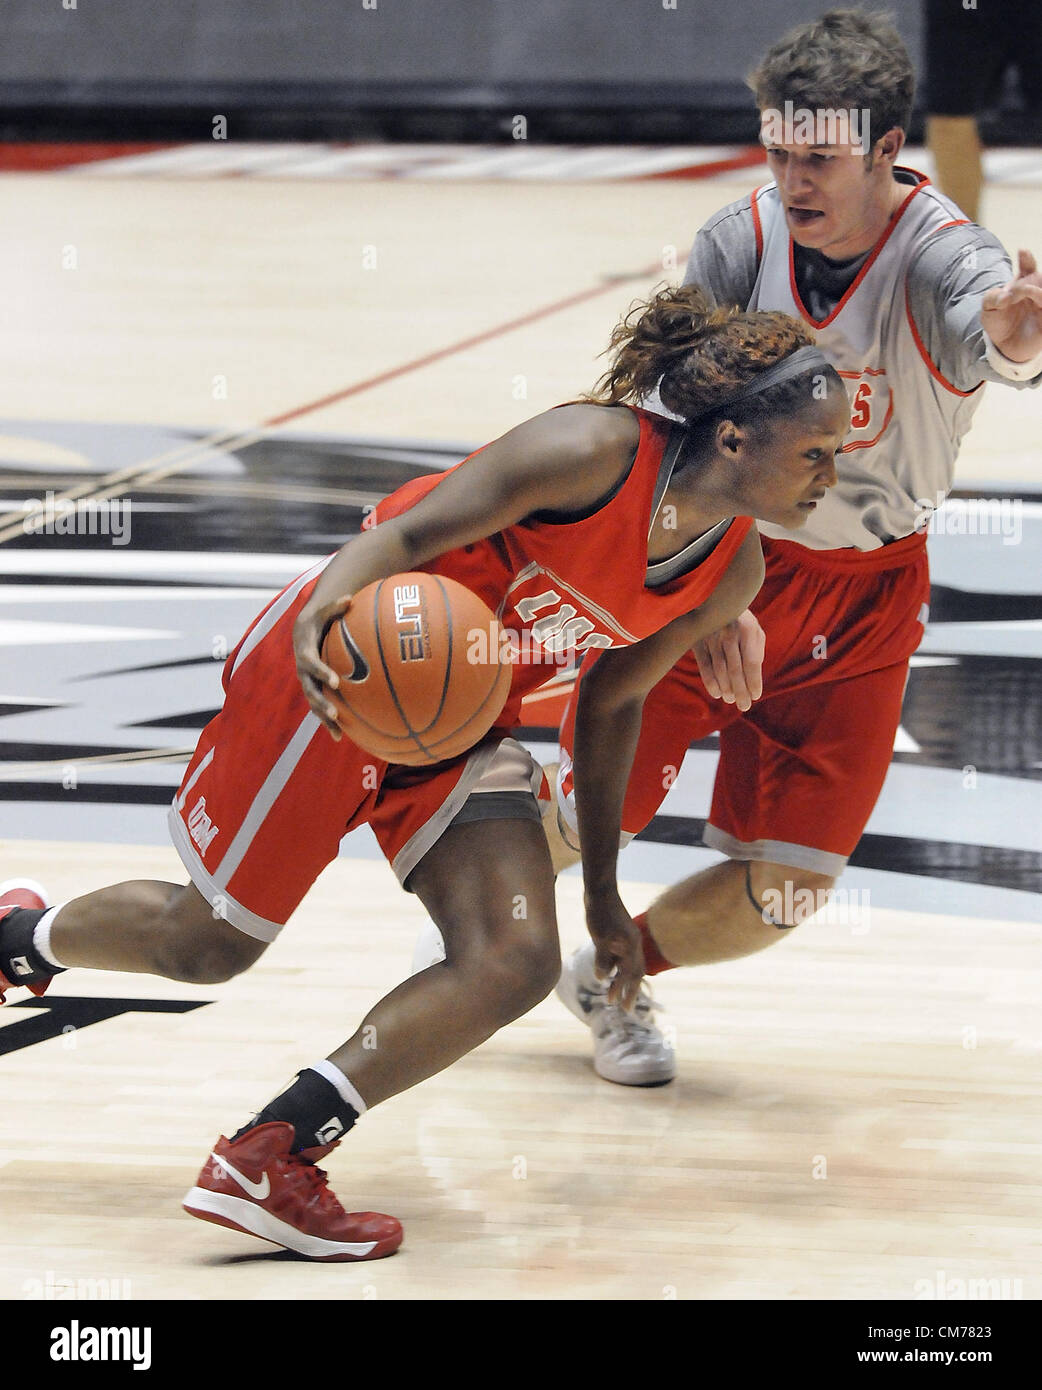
left=0, top=286, right=848, bottom=1260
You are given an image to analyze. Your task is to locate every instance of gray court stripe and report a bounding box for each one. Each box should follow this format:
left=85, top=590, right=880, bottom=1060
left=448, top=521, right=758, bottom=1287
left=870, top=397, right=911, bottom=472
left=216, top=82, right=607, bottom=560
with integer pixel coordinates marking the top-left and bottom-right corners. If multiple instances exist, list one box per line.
left=167, top=803, right=282, bottom=942
left=703, top=825, right=848, bottom=877
left=175, top=746, right=215, bottom=812
left=228, top=555, right=330, bottom=681
left=212, top=711, right=323, bottom=890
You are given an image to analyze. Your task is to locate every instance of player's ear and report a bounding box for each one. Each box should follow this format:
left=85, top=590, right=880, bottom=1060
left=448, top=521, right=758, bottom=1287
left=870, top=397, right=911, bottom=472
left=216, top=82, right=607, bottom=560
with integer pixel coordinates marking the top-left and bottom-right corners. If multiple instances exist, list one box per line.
left=715, top=420, right=743, bottom=456
left=869, top=128, right=903, bottom=168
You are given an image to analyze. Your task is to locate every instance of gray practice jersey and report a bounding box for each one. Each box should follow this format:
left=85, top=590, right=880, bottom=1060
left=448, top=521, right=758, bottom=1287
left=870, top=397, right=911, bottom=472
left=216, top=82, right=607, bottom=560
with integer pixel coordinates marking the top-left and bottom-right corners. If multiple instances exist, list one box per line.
left=683, top=167, right=1040, bottom=551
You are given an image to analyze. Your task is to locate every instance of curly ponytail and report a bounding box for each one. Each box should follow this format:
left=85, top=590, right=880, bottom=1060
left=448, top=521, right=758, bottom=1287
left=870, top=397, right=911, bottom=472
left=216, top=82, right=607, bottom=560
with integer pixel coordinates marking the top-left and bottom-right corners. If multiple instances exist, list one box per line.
left=587, top=284, right=834, bottom=429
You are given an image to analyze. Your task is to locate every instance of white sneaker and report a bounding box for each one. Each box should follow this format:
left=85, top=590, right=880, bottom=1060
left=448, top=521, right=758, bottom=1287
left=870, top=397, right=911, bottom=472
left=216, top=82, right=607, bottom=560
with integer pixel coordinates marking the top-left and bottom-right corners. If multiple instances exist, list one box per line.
left=556, top=941, right=675, bottom=1086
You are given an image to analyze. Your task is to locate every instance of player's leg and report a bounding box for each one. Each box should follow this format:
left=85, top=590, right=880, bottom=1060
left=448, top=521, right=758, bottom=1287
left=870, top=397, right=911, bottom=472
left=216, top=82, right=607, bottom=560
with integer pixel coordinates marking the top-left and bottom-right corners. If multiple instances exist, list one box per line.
left=642, top=857, right=836, bottom=967
left=186, top=742, right=560, bottom=1259
left=327, top=816, right=559, bottom=1105
left=0, top=877, right=264, bottom=997
left=642, top=519, right=931, bottom=967
left=926, top=117, right=983, bottom=223
left=923, top=0, right=1006, bottom=221
left=556, top=661, right=904, bottom=1084
left=409, top=756, right=580, bottom=974
left=205, top=816, right=557, bottom=1144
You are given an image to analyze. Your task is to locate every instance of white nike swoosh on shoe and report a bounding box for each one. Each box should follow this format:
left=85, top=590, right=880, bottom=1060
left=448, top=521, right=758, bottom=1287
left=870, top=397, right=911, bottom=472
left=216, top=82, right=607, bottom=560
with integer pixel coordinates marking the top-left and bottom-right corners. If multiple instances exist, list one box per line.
left=212, top=1152, right=270, bottom=1200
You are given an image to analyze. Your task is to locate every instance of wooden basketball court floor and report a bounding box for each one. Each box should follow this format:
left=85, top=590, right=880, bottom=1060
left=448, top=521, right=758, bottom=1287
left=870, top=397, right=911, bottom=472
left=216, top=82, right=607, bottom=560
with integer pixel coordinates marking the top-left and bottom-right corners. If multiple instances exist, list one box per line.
left=0, top=157, right=1040, bottom=1301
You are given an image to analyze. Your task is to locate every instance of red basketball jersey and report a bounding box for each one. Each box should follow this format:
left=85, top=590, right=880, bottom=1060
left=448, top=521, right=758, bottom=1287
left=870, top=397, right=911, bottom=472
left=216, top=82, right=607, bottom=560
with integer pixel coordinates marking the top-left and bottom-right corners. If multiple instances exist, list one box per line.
left=367, top=406, right=753, bottom=726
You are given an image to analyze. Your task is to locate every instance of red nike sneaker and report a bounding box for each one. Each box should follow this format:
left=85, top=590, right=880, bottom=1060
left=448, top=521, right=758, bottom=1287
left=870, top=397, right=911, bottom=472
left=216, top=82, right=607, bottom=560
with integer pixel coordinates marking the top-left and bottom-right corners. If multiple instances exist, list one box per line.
left=0, top=879, right=52, bottom=1004
left=183, top=1121, right=403, bottom=1261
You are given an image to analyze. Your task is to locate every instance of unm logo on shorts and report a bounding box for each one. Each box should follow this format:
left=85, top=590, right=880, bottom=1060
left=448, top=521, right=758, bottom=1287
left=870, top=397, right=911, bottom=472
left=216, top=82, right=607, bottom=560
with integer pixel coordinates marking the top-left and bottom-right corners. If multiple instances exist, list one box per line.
left=393, top=583, right=429, bottom=662
left=187, top=795, right=220, bottom=854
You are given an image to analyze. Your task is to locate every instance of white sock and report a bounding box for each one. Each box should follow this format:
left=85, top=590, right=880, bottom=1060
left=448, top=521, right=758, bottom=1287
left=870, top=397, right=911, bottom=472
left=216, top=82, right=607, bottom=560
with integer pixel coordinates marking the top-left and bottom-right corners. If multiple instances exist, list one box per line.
left=311, top=1058, right=367, bottom=1116
left=33, top=906, right=67, bottom=970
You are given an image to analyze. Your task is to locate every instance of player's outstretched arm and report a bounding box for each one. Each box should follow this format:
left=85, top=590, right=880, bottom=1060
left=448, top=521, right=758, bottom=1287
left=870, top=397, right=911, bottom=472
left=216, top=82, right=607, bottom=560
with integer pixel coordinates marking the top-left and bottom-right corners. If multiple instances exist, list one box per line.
left=981, top=249, right=1042, bottom=365
left=293, top=404, right=638, bottom=736
left=572, top=528, right=765, bottom=1008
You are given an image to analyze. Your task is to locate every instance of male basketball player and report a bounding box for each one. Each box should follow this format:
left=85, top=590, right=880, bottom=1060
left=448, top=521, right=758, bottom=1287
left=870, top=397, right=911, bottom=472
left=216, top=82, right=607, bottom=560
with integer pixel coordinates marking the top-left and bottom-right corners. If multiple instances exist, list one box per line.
left=551, top=9, right=1042, bottom=1084
left=0, top=289, right=849, bottom=1258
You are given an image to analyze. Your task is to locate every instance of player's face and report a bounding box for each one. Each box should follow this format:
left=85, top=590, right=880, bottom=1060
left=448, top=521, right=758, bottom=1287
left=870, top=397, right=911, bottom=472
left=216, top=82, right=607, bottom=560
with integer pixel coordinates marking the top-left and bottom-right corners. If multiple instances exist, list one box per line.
left=761, top=127, right=897, bottom=261
left=741, top=389, right=850, bottom=528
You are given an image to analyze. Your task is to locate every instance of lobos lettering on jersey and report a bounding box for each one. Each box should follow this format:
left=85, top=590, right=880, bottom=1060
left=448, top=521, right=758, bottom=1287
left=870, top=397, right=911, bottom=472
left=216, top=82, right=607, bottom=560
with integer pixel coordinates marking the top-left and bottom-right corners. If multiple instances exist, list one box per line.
left=503, top=562, right=635, bottom=655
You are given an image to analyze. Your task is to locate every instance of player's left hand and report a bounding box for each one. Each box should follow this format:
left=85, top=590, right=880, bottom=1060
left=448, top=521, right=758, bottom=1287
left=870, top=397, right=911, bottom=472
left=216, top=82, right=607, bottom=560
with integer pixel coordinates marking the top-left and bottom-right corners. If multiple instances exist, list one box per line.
left=981, top=249, right=1042, bottom=362
left=692, top=608, right=765, bottom=711
left=584, top=890, right=646, bottom=1011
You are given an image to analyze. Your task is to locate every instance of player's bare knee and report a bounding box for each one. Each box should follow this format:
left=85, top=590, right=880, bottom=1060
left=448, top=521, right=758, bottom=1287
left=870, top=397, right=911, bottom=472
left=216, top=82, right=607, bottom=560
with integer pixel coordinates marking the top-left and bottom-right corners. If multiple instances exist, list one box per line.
left=149, top=885, right=266, bottom=982
left=480, top=923, right=561, bottom=1018
left=747, top=862, right=837, bottom=930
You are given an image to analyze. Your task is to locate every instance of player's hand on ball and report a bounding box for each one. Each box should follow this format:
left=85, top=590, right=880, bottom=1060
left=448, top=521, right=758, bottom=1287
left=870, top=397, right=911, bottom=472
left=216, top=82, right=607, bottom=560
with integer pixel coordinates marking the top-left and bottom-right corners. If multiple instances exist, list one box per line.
left=981, top=249, right=1042, bottom=362
left=693, top=608, right=765, bottom=711
left=585, top=891, right=646, bottom=1011
left=293, top=594, right=354, bottom=740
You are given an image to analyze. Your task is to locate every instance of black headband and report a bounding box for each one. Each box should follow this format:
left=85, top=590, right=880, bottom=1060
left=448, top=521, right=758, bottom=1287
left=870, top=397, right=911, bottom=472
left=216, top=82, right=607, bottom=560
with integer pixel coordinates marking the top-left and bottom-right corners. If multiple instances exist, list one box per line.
left=698, top=345, right=834, bottom=419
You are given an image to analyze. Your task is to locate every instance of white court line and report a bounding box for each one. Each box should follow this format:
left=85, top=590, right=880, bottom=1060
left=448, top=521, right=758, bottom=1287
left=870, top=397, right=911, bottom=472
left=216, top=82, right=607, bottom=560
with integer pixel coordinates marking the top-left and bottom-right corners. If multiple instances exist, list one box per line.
left=0, top=585, right=276, bottom=602
left=0, top=620, right=176, bottom=646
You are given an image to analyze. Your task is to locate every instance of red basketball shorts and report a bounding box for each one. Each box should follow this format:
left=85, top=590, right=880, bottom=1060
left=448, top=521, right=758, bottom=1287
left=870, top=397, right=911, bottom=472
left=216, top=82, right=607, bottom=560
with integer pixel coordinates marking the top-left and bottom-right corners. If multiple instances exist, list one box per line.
left=557, top=530, right=930, bottom=877
left=168, top=561, right=543, bottom=941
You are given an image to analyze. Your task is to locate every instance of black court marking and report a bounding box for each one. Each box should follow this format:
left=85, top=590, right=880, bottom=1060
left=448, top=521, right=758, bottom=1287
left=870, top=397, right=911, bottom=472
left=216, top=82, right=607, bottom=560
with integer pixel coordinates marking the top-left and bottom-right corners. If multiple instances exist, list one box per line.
left=929, top=585, right=1042, bottom=624
left=126, top=709, right=220, bottom=731
left=901, top=657, right=1042, bottom=778
left=0, top=995, right=212, bottom=1056
left=0, top=783, right=174, bottom=805
left=0, top=703, right=69, bottom=720
left=0, top=741, right=150, bottom=763
left=73, top=654, right=227, bottom=681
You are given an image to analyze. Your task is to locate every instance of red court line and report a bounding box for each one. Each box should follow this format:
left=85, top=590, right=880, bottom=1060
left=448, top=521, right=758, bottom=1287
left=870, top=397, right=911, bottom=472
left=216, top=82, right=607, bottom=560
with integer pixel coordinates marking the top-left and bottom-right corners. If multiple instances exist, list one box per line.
left=0, top=256, right=670, bottom=542
left=0, top=142, right=176, bottom=171
left=263, top=267, right=664, bottom=429
left=0, top=142, right=769, bottom=180
left=644, top=149, right=767, bottom=180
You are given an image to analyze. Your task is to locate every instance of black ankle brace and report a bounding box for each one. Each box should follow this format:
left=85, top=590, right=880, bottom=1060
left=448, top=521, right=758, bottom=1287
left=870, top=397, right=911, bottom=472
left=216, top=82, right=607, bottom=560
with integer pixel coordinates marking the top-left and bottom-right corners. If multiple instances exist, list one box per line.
left=0, top=907, right=64, bottom=985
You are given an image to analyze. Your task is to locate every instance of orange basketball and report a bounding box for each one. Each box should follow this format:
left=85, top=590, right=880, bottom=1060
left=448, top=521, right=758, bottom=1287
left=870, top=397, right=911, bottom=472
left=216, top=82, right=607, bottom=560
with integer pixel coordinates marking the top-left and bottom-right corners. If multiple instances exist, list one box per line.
left=321, top=572, right=513, bottom=766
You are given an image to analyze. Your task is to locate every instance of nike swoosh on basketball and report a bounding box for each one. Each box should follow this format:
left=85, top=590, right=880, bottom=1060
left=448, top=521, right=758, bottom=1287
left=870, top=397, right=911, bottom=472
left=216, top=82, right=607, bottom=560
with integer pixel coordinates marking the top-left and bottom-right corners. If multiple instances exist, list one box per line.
left=212, top=1152, right=271, bottom=1199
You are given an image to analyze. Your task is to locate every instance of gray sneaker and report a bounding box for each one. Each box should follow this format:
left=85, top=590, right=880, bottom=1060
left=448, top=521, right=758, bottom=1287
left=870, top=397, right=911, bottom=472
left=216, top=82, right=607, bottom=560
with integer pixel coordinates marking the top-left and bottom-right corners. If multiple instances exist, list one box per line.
left=556, top=941, right=675, bottom=1085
